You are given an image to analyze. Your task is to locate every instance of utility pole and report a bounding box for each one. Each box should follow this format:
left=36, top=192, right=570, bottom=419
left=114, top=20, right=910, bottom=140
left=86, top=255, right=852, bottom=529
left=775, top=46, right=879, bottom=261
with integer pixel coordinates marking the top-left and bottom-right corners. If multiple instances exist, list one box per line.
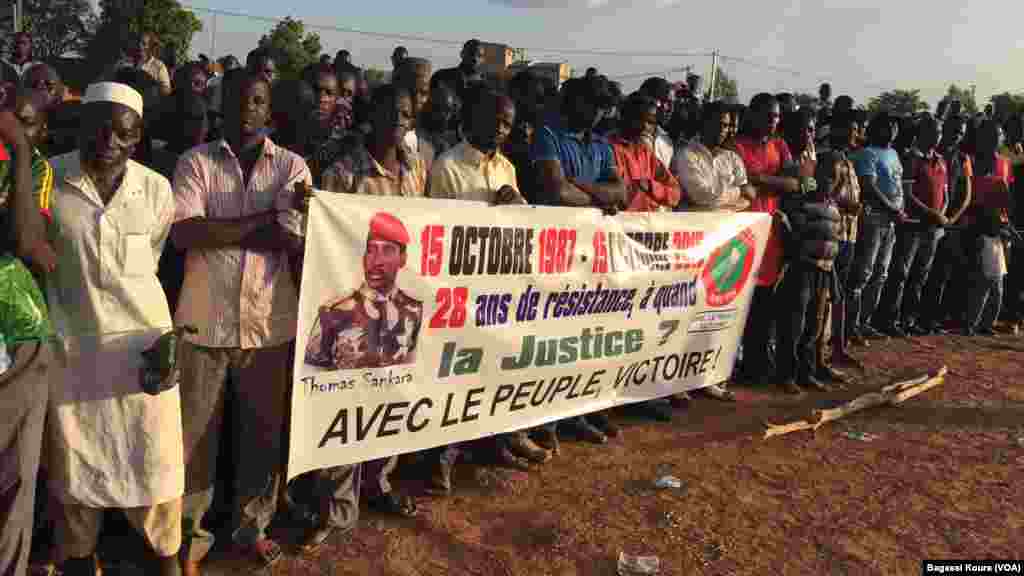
left=709, top=50, right=719, bottom=102
left=14, top=0, right=22, bottom=33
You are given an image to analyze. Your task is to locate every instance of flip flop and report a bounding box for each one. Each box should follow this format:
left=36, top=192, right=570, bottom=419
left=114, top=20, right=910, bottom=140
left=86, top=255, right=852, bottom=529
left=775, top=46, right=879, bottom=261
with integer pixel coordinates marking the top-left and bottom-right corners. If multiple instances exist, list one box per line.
left=300, top=526, right=334, bottom=555
left=249, top=538, right=283, bottom=568
left=369, top=493, right=418, bottom=518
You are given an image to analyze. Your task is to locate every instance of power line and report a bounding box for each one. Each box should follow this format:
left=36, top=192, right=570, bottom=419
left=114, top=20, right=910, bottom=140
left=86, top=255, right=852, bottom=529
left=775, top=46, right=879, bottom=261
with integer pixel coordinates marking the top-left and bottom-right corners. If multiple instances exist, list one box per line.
left=182, top=3, right=711, bottom=59
left=181, top=3, right=896, bottom=92
left=718, top=54, right=890, bottom=92
left=607, top=61, right=710, bottom=81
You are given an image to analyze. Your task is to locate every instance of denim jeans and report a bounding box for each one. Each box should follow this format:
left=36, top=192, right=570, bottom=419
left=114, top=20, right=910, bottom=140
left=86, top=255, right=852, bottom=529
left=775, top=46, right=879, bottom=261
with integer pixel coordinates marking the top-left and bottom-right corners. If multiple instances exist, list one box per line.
left=846, top=209, right=897, bottom=334
left=967, top=274, right=1004, bottom=332
left=920, top=229, right=970, bottom=328
left=881, top=225, right=944, bottom=327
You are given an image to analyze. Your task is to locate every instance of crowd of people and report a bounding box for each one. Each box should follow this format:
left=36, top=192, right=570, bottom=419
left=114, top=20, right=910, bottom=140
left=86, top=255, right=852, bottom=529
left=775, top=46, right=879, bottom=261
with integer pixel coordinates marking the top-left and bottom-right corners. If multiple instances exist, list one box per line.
left=0, top=27, right=1021, bottom=576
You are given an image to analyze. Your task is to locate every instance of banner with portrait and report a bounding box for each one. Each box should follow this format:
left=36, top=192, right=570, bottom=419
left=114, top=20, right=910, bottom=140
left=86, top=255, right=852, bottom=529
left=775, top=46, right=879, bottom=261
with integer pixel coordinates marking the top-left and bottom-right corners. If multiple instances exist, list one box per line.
left=287, top=193, right=770, bottom=480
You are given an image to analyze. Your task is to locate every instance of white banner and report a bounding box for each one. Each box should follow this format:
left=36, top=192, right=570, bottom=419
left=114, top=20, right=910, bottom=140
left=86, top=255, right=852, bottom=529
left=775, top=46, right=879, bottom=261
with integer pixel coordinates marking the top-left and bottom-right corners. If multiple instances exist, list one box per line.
left=287, top=194, right=770, bottom=480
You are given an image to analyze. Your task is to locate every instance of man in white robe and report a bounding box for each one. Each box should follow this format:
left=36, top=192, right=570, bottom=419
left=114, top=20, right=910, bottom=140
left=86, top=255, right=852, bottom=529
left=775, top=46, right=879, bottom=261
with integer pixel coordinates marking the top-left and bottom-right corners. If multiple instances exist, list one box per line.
left=46, top=82, right=183, bottom=576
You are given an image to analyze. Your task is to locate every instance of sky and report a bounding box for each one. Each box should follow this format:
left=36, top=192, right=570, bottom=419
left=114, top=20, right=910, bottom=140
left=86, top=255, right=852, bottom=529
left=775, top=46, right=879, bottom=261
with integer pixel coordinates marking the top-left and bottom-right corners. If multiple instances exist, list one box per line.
left=179, top=0, right=1024, bottom=107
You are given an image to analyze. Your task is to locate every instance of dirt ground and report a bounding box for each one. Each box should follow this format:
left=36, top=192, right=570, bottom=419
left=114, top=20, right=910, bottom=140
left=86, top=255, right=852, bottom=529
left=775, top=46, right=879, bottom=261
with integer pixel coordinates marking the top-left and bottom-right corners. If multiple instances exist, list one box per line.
left=93, top=330, right=1024, bottom=575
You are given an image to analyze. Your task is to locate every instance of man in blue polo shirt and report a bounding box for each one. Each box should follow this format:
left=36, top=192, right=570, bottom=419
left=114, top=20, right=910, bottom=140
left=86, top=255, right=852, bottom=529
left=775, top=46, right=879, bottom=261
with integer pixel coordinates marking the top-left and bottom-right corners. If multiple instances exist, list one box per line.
left=531, top=75, right=626, bottom=210
left=529, top=75, right=628, bottom=448
left=847, top=113, right=906, bottom=345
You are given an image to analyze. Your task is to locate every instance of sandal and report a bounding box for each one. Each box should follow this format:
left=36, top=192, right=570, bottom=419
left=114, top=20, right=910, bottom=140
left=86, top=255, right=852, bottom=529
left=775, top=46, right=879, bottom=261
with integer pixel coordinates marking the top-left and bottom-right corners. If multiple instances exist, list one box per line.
left=29, top=564, right=57, bottom=576
left=248, top=538, right=283, bottom=568
left=300, top=526, right=334, bottom=555
left=369, top=493, right=418, bottom=517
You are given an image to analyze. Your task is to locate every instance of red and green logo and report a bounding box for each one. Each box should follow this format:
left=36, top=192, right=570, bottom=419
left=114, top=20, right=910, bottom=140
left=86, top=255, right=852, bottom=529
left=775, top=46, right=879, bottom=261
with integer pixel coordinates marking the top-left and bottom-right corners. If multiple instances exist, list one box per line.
left=701, top=228, right=756, bottom=307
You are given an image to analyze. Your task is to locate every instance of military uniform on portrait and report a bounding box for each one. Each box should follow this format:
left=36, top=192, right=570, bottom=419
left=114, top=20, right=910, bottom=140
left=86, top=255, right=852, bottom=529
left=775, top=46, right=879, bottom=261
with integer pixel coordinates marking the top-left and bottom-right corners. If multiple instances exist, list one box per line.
left=304, top=284, right=421, bottom=369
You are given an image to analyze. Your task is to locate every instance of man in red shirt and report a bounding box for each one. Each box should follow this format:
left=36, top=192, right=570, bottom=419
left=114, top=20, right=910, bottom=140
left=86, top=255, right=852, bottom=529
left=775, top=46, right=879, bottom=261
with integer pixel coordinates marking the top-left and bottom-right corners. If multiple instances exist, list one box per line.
left=732, top=93, right=810, bottom=391
left=969, top=120, right=1013, bottom=227
left=878, top=115, right=948, bottom=336
left=607, top=93, right=681, bottom=212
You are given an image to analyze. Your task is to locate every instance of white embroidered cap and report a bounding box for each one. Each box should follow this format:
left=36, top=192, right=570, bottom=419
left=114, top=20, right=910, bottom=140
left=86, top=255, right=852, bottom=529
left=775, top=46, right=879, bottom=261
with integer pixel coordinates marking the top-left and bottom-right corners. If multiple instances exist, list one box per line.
left=83, top=82, right=144, bottom=119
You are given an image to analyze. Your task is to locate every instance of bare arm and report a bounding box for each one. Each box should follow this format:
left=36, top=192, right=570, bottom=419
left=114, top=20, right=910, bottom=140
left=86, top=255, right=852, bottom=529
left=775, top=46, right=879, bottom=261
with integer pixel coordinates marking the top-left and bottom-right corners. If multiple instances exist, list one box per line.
left=576, top=174, right=629, bottom=209
left=1, top=110, right=55, bottom=272
left=904, top=191, right=945, bottom=224
left=537, top=159, right=592, bottom=206
left=948, top=175, right=972, bottom=224
left=750, top=172, right=800, bottom=195
left=859, top=174, right=903, bottom=213
left=241, top=223, right=304, bottom=254
left=171, top=211, right=279, bottom=251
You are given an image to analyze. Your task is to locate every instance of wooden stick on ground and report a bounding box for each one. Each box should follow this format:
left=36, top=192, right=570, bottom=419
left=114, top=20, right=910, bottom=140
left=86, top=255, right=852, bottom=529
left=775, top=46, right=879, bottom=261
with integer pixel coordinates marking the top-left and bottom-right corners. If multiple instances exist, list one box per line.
left=763, top=366, right=948, bottom=440
left=880, top=372, right=932, bottom=394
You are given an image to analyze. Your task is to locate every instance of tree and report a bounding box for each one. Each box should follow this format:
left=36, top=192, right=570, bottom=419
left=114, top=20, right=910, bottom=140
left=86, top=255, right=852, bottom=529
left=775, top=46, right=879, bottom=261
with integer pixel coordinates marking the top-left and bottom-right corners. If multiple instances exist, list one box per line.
left=867, top=89, right=929, bottom=116
left=706, top=69, right=739, bottom=104
left=943, top=83, right=978, bottom=116
left=362, top=68, right=388, bottom=88
left=0, top=0, right=95, bottom=59
left=258, top=18, right=322, bottom=81
left=990, top=92, right=1024, bottom=122
left=86, top=0, right=201, bottom=77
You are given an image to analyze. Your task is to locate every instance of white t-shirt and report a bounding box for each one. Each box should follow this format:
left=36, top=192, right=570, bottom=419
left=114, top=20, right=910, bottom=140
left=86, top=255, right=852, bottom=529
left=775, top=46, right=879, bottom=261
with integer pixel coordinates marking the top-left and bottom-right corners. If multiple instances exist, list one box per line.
left=980, top=236, right=1007, bottom=278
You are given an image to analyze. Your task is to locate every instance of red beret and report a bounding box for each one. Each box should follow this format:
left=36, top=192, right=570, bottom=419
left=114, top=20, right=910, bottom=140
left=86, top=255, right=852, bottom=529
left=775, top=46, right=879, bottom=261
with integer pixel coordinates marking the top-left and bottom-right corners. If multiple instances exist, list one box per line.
left=367, top=212, right=410, bottom=246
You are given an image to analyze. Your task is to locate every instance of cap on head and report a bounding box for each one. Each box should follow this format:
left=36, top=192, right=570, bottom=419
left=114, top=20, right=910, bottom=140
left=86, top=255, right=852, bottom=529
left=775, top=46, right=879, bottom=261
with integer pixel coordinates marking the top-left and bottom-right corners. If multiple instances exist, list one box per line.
left=84, top=82, right=144, bottom=119
left=368, top=212, right=410, bottom=246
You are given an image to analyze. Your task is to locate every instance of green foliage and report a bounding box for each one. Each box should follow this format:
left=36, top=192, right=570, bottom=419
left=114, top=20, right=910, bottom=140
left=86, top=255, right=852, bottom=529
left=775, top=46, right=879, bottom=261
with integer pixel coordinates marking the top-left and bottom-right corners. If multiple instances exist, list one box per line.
left=364, top=68, right=388, bottom=87
left=0, top=0, right=95, bottom=59
left=86, top=0, right=200, bottom=79
left=989, top=92, right=1024, bottom=121
left=944, top=83, right=979, bottom=116
left=867, top=89, right=929, bottom=116
left=707, top=69, right=739, bottom=103
left=257, top=18, right=322, bottom=81
left=101, top=0, right=201, bottom=65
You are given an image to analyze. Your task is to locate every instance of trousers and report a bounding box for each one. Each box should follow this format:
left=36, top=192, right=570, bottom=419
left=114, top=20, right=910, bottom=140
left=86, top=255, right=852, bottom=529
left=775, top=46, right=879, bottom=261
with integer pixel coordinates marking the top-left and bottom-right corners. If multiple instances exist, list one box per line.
left=777, top=263, right=830, bottom=381
left=847, top=210, right=897, bottom=334
left=55, top=499, right=182, bottom=561
left=880, top=225, right=943, bottom=327
left=0, top=343, right=51, bottom=576
left=178, top=342, right=292, bottom=562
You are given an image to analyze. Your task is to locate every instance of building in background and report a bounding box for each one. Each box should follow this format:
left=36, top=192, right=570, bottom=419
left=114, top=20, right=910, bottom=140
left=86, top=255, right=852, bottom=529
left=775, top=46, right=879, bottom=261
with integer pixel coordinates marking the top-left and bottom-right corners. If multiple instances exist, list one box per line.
left=481, top=42, right=514, bottom=78
left=478, top=43, right=570, bottom=90
left=507, top=61, right=572, bottom=89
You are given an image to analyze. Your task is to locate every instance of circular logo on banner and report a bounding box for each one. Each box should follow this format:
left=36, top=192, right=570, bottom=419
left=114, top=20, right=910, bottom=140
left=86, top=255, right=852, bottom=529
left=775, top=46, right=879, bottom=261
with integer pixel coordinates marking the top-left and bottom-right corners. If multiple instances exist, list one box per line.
left=701, top=228, right=756, bottom=307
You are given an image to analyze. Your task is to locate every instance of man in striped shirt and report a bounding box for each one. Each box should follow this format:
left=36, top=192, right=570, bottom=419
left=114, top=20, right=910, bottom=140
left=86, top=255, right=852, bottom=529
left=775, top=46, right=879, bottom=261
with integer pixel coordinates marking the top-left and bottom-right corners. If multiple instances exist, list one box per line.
left=171, top=69, right=310, bottom=575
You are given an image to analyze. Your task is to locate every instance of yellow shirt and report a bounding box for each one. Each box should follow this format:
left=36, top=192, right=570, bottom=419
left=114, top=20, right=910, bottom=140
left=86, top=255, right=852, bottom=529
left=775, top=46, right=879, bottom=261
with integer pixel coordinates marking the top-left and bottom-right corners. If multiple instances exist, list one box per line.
left=428, top=141, right=524, bottom=204
left=322, top=143, right=427, bottom=198
left=118, top=56, right=171, bottom=93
